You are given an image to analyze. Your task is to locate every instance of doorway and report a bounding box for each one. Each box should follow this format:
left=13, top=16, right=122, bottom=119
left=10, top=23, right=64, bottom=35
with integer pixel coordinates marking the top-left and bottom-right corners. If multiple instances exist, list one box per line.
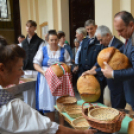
left=69, top=0, right=95, bottom=47
left=0, top=0, right=21, bottom=44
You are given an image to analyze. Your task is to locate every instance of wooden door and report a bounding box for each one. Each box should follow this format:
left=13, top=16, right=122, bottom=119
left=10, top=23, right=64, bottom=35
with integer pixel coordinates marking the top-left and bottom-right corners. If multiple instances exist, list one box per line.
left=69, top=0, right=95, bottom=47
left=12, top=0, right=21, bottom=43
left=0, top=0, right=21, bottom=44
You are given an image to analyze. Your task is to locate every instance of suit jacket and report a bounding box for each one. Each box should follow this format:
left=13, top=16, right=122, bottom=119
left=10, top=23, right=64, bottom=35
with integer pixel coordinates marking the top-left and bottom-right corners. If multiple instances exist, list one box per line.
left=114, top=35, right=134, bottom=109
left=71, top=47, right=77, bottom=71
left=72, top=47, right=76, bottom=61
left=78, top=37, right=102, bottom=76
left=95, top=37, right=124, bottom=95
left=64, top=44, right=72, bottom=59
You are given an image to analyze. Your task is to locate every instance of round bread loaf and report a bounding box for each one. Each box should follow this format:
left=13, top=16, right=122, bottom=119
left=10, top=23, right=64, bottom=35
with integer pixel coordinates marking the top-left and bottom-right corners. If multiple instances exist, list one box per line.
left=97, top=47, right=131, bottom=70
left=51, top=63, right=70, bottom=77
left=128, top=119, right=134, bottom=134
left=77, top=75, right=101, bottom=102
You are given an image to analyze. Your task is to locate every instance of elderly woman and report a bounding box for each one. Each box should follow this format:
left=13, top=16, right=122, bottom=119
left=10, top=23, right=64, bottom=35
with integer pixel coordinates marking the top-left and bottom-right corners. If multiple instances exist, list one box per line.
left=71, top=38, right=80, bottom=88
left=0, top=38, right=97, bottom=134
left=72, top=38, right=80, bottom=65
left=33, top=31, right=71, bottom=124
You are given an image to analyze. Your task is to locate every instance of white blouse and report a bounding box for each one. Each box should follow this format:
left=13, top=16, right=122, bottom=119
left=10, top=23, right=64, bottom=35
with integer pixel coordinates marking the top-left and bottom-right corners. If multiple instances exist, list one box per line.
left=0, top=98, right=59, bottom=134
left=33, top=45, right=71, bottom=67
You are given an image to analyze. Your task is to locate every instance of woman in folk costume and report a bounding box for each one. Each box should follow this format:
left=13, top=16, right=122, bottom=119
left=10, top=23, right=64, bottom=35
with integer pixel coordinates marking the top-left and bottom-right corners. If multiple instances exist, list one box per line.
left=0, top=39, right=97, bottom=134
left=33, top=30, right=72, bottom=124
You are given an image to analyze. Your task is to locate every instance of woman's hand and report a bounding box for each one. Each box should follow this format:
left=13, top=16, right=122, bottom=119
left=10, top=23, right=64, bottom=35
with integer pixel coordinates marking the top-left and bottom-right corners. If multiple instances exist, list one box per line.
left=56, top=125, right=97, bottom=134
left=84, top=129, right=97, bottom=134
left=42, top=70, right=46, bottom=77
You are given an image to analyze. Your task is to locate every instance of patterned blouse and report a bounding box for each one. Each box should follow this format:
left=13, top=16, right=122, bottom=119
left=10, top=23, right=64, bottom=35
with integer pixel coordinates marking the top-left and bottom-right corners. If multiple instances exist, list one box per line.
left=0, top=88, right=14, bottom=107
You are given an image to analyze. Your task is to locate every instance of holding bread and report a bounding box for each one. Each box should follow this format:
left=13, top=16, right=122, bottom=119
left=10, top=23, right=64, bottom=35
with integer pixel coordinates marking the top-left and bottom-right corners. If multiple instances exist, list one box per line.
left=51, top=63, right=70, bottom=77
left=77, top=75, right=101, bottom=102
left=97, top=47, right=131, bottom=70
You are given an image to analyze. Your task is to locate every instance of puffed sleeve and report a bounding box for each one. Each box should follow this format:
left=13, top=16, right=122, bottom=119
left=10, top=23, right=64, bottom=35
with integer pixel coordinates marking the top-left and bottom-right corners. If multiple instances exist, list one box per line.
left=38, top=41, right=45, bottom=50
left=33, top=48, right=43, bottom=66
left=0, top=99, right=59, bottom=134
left=64, top=49, right=71, bottom=65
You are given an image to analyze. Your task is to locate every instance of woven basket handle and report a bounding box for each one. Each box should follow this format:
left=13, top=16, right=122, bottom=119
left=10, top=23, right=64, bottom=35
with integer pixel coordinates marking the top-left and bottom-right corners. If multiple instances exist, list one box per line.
left=82, top=102, right=94, bottom=113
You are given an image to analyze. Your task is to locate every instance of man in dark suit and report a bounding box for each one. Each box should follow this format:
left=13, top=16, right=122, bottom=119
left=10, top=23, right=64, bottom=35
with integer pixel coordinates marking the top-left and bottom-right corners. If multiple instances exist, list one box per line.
left=78, top=20, right=107, bottom=104
left=101, top=11, right=134, bottom=110
left=82, top=25, right=126, bottom=109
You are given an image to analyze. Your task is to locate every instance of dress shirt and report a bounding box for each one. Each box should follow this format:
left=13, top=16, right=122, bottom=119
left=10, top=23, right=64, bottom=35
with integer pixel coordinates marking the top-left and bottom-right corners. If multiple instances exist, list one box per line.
left=75, top=40, right=83, bottom=64
left=108, top=36, right=114, bottom=47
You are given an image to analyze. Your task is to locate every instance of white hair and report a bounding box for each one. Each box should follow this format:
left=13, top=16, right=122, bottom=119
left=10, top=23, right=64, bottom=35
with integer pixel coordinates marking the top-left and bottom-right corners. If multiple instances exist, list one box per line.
left=76, top=27, right=87, bottom=37
left=95, top=25, right=112, bottom=37
left=74, top=38, right=80, bottom=43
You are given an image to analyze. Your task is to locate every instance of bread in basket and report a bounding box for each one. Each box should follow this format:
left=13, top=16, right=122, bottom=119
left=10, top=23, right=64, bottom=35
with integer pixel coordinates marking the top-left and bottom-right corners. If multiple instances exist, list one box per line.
left=77, top=75, right=101, bottom=102
left=97, top=47, right=131, bottom=70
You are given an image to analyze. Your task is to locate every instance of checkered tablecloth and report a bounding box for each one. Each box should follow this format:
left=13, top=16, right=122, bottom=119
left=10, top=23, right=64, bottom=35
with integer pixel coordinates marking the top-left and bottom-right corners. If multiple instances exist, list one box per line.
left=45, top=67, right=75, bottom=96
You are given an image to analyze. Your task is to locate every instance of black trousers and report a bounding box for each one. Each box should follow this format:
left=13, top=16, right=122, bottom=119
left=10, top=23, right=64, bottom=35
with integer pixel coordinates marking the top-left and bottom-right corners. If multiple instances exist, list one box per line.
left=110, top=91, right=126, bottom=109
left=96, top=77, right=107, bottom=104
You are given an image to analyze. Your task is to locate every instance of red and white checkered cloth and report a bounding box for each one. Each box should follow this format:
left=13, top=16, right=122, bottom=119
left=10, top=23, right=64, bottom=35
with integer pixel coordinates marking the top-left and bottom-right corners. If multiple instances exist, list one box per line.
left=45, top=67, right=75, bottom=96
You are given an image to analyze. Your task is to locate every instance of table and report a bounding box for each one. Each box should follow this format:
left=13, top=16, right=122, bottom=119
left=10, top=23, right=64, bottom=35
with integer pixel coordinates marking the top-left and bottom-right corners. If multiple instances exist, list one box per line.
left=54, top=100, right=132, bottom=134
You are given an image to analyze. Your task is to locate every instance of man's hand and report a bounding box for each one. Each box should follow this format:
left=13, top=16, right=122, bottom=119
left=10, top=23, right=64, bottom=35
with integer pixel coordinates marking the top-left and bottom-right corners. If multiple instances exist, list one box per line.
left=101, top=62, right=113, bottom=79
left=82, top=69, right=96, bottom=76
left=82, top=66, right=97, bottom=76
left=72, top=66, right=79, bottom=73
left=82, top=70, right=90, bottom=76
left=84, top=129, right=97, bottom=134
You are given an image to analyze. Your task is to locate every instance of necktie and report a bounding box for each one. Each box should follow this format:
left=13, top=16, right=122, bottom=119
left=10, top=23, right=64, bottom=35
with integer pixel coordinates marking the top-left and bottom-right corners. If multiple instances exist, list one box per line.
left=88, top=38, right=91, bottom=44
left=125, top=39, right=128, bottom=47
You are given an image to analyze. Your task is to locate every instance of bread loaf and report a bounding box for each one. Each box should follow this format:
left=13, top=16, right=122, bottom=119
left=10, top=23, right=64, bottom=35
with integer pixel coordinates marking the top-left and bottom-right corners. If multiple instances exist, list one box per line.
left=77, top=75, right=101, bottom=102
left=97, top=47, right=131, bottom=70
left=128, top=119, right=134, bottom=134
left=51, top=63, right=70, bottom=77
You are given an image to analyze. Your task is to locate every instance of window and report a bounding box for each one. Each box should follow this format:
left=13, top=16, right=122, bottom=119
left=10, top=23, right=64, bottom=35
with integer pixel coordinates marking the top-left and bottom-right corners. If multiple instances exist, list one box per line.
left=0, top=0, right=11, bottom=21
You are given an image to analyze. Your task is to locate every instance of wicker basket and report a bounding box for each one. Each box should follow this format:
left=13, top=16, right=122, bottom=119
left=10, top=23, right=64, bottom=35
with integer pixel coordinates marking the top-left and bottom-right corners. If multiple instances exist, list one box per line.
left=82, top=102, right=126, bottom=133
left=64, top=104, right=82, bottom=112
left=56, top=96, right=77, bottom=112
left=88, top=107, right=119, bottom=121
left=66, top=108, right=82, bottom=118
left=72, top=116, right=90, bottom=130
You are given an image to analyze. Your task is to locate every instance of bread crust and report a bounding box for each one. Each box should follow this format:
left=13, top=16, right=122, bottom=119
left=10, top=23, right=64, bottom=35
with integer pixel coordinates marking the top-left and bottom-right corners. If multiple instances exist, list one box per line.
left=97, top=47, right=131, bottom=70
left=51, top=63, right=70, bottom=77
left=77, top=75, right=101, bottom=102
